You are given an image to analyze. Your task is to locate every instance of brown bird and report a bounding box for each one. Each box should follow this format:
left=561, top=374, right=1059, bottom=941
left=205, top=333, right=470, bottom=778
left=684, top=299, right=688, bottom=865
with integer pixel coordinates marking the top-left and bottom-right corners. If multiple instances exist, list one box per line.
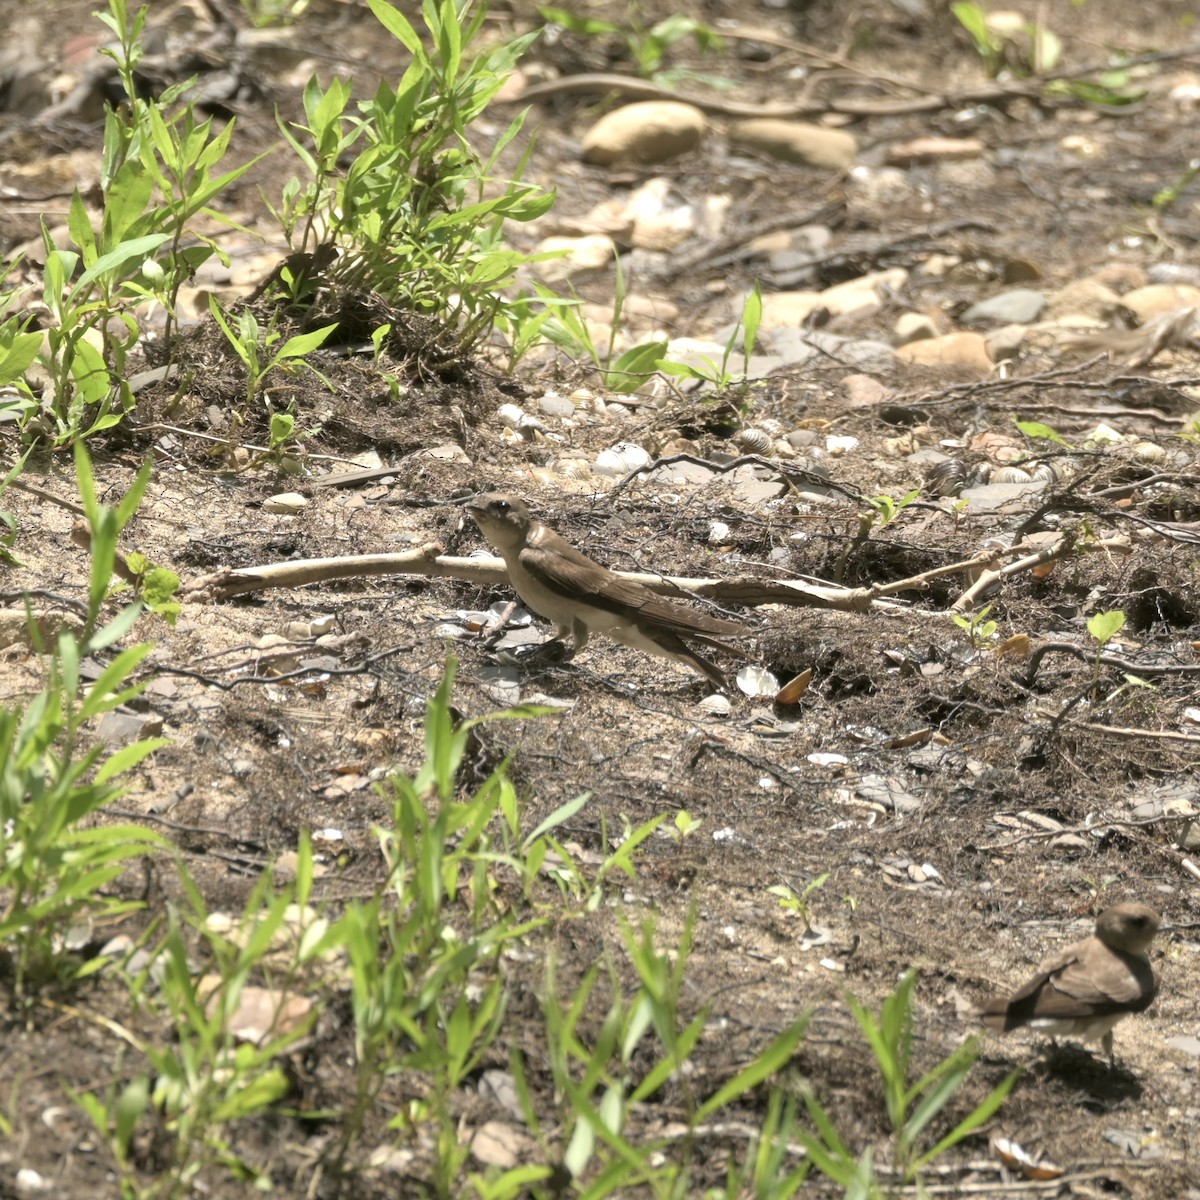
left=978, top=903, right=1162, bottom=1066
left=464, top=493, right=749, bottom=688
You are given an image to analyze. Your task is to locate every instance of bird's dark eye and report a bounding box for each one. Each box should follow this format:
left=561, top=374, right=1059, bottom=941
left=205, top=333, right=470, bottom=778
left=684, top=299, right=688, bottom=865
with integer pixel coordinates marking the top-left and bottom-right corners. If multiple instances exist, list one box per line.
left=493, top=499, right=510, bottom=514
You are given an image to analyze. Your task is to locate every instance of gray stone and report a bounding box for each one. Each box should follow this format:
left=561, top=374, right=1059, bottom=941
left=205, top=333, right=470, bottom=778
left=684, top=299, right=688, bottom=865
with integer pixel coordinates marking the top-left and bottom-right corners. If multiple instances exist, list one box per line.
left=961, top=289, right=1046, bottom=327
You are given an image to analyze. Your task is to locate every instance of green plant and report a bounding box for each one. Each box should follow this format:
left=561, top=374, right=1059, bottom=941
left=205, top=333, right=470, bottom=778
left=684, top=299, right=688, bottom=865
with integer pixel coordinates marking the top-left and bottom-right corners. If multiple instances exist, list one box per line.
left=1087, top=607, right=1126, bottom=691
left=862, top=488, right=920, bottom=530
left=73, top=1058, right=151, bottom=1194
left=0, top=261, right=44, bottom=431
left=272, top=0, right=555, bottom=354
left=208, top=296, right=337, bottom=408
left=951, top=2, right=1062, bottom=76
left=501, top=248, right=668, bottom=391
left=539, top=7, right=723, bottom=82
left=668, top=809, right=703, bottom=843
left=1087, top=608, right=1126, bottom=651
left=657, top=282, right=763, bottom=406
left=710, top=1090, right=810, bottom=1200
left=952, top=4, right=1143, bottom=104
left=796, top=970, right=1019, bottom=1192
left=0, top=447, right=167, bottom=996
left=82, top=847, right=325, bottom=1199
left=768, top=872, right=830, bottom=933
left=535, top=909, right=810, bottom=1195
left=0, top=449, right=31, bottom=566
left=121, top=551, right=183, bottom=625
left=952, top=603, right=999, bottom=649
left=21, top=0, right=264, bottom=443
left=528, top=299, right=667, bottom=395
left=317, top=659, right=558, bottom=1186
left=521, top=798, right=666, bottom=910
left=237, top=0, right=310, bottom=27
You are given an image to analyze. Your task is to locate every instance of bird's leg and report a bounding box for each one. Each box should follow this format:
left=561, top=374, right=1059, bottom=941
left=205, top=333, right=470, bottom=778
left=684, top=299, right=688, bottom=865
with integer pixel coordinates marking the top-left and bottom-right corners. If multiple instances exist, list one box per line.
left=1102, top=1031, right=1115, bottom=1069
left=527, top=618, right=587, bottom=664
left=524, top=636, right=572, bottom=665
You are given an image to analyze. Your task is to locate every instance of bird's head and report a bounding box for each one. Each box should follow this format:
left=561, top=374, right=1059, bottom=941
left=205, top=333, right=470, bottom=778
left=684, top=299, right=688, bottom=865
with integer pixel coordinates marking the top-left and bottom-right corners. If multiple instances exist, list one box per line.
left=1095, top=903, right=1161, bottom=954
left=465, top=493, right=533, bottom=554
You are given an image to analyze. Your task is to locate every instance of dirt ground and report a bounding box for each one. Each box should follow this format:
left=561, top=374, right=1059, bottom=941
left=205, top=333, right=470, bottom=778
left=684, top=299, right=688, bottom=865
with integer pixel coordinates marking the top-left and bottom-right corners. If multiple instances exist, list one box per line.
left=2, top=0, right=1200, bottom=1196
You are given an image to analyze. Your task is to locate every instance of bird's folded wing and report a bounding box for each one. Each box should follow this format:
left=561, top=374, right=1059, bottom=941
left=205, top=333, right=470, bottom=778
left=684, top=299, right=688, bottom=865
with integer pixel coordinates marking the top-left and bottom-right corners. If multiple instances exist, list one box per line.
left=519, top=544, right=746, bottom=637
left=1006, top=944, right=1152, bottom=1019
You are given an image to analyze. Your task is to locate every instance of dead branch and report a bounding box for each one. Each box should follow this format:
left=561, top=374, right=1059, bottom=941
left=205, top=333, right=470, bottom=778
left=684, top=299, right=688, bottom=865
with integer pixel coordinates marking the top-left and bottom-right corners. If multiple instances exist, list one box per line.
left=1022, top=640, right=1200, bottom=687
left=1031, top=710, right=1200, bottom=745
left=950, top=535, right=1078, bottom=612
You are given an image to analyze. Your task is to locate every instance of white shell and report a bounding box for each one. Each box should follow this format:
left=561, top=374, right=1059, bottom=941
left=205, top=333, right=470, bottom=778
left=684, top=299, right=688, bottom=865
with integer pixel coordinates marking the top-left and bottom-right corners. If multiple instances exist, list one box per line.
left=593, top=442, right=652, bottom=476
left=496, top=403, right=526, bottom=428
left=736, top=664, right=781, bottom=697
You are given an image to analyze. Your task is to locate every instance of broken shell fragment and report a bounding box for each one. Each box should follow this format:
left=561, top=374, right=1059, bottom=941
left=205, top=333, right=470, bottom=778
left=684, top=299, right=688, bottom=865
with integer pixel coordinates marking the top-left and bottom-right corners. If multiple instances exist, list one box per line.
left=736, top=664, right=781, bottom=697
left=774, top=668, right=813, bottom=705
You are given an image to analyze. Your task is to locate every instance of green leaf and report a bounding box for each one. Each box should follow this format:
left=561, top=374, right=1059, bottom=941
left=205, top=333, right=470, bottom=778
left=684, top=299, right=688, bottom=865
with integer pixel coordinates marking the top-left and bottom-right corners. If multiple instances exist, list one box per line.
left=70, top=338, right=111, bottom=405
left=115, top=1076, right=150, bottom=1154
left=1088, top=609, right=1125, bottom=645
left=68, top=190, right=98, bottom=269
left=910, top=1067, right=1020, bottom=1173
left=742, top=281, right=763, bottom=359
left=605, top=340, right=667, bottom=393
left=539, top=6, right=620, bottom=35
left=75, top=233, right=170, bottom=290
left=277, top=323, right=338, bottom=359
left=80, top=643, right=153, bottom=719
left=522, top=791, right=592, bottom=848
left=86, top=603, right=144, bottom=655
left=367, top=0, right=426, bottom=57
left=94, top=738, right=170, bottom=785
left=899, top=1045, right=974, bottom=1152
left=0, top=332, right=45, bottom=386
left=1015, top=418, right=1069, bottom=446
left=141, top=566, right=181, bottom=619
left=694, top=1014, right=809, bottom=1120
left=951, top=1, right=994, bottom=45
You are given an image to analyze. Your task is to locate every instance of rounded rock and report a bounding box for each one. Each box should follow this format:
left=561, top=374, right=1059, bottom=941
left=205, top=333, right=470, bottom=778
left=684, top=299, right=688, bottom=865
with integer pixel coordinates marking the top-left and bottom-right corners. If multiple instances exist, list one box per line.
left=894, top=312, right=938, bottom=346
left=896, top=332, right=993, bottom=374
left=581, top=102, right=706, bottom=166
left=730, top=118, right=858, bottom=169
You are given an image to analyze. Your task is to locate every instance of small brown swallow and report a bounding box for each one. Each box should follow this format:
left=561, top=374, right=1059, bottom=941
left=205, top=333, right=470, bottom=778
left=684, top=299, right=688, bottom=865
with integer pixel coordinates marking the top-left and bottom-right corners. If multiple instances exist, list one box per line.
left=979, top=902, right=1162, bottom=1066
left=464, top=493, right=749, bottom=688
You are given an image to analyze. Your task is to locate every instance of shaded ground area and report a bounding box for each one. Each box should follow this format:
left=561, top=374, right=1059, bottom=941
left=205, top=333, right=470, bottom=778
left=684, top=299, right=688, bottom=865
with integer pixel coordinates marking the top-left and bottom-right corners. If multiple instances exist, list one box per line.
left=1, top=0, right=1200, bottom=1196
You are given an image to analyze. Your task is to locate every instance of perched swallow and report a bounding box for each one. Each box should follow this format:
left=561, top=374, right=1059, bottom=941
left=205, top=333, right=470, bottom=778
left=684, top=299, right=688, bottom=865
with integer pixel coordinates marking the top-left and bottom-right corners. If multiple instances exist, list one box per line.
left=464, top=493, right=749, bottom=687
left=979, top=903, right=1162, bottom=1066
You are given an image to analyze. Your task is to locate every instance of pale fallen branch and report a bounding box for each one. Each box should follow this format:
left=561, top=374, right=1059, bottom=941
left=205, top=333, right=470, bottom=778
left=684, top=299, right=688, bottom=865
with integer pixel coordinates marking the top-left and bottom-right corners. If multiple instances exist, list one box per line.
left=182, top=545, right=904, bottom=612
left=182, top=533, right=1138, bottom=623
left=951, top=535, right=1079, bottom=613
left=1031, top=710, right=1200, bottom=745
